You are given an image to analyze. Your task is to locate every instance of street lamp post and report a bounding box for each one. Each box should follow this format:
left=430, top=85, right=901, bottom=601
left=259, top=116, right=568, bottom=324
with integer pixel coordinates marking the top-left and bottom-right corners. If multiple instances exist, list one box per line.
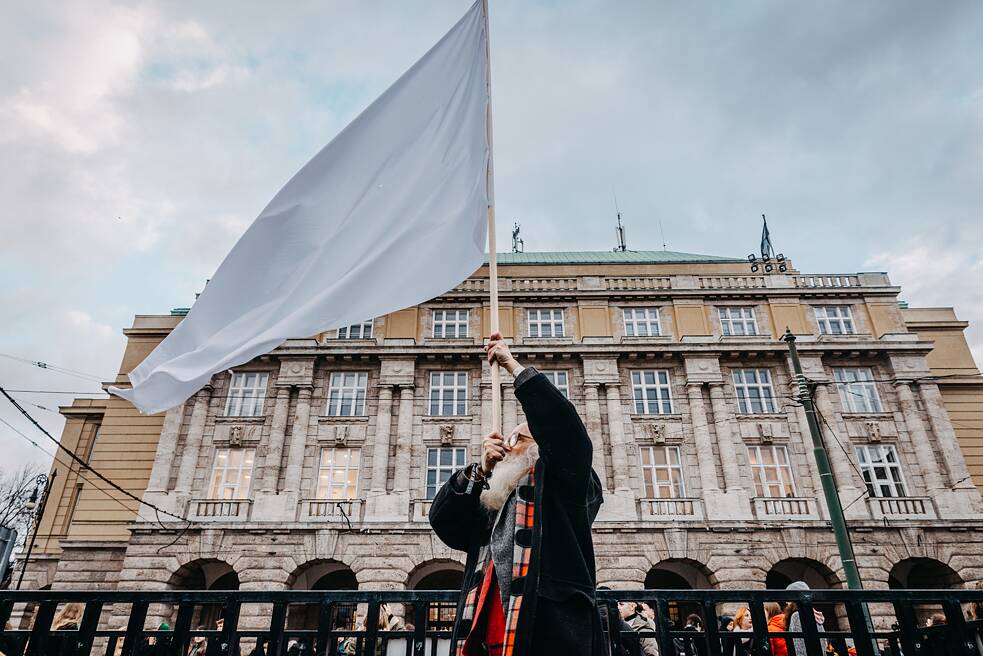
left=16, top=471, right=56, bottom=590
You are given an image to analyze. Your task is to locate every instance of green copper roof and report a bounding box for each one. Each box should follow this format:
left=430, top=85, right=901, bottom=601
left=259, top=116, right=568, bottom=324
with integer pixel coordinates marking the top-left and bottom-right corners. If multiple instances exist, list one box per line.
left=489, top=250, right=743, bottom=265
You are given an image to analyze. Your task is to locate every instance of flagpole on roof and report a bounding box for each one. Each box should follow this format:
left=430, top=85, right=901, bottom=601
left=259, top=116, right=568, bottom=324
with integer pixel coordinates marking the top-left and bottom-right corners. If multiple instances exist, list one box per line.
left=481, top=0, right=503, bottom=435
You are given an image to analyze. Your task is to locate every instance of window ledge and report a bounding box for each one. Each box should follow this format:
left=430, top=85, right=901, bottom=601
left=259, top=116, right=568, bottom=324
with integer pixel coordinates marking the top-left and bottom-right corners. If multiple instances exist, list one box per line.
left=423, top=415, right=474, bottom=423
left=620, top=336, right=672, bottom=343
left=423, top=338, right=474, bottom=345
left=317, top=415, right=370, bottom=423
left=817, top=333, right=873, bottom=340
left=841, top=412, right=892, bottom=420
left=718, top=335, right=770, bottom=341
left=734, top=413, right=788, bottom=420
left=215, top=416, right=266, bottom=424
left=522, top=337, right=573, bottom=345
left=630, top=414, right=684, bottom=422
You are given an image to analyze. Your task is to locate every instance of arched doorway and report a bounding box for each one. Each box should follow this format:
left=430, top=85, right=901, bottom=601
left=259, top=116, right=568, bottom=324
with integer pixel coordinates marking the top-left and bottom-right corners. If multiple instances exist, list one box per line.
left=408, top=560, right=464, bottom=632
left=167, top=559, right=240, bottom=631
left=644, top=559, right=715, bottom=628
left=888, top=558, right=962, bottom=590
left=766, top=558, right=843, bottom=631
left=286, top=560, right=358, bottom=631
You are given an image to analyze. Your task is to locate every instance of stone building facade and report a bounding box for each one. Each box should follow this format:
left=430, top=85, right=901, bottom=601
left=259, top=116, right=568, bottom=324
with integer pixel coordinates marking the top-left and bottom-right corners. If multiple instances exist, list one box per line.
left=24, top=250, right=983, bottom=630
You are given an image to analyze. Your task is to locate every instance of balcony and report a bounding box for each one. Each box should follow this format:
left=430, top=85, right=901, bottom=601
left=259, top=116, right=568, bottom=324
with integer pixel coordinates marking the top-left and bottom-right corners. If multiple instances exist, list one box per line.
left=411, top=498, right=433, bottom=522
left=299, top=498, right=364, bottom=523
left=638, top=497, right=703, bottom=520
left=868, top=496, right=936, bottom=520
left=187, top=498, right=252, bottom=521
left=752, top=496, right=818, bottom=520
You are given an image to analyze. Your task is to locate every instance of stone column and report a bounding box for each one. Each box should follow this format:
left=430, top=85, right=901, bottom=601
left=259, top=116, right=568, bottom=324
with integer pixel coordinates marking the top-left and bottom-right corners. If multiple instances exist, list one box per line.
left=894, top=382, right=944, bottom=492
left=174, top=385, right=212, bottom=494
left=391, top=385, right=416, bottom=493
left=583, top=384, right=609, bottom=490
left=604, top=384, right=632, bottom=491
left=708, top=383, right=743, bottom=491
left=147, top=404, right=184, bottom=493
left=261, top=386, right=293, bottom=493
left=369, top=385, right=395, bottom=493
left=919, top=383, right=975, bottom=489
left=283, top=387, right=314, bottom=494
left=686, top=383, right=719, bottom=494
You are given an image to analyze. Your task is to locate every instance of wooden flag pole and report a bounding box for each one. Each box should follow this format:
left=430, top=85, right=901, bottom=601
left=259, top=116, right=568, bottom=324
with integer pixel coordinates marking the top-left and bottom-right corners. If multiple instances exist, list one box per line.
left=481, top=0, right=502, bottom=435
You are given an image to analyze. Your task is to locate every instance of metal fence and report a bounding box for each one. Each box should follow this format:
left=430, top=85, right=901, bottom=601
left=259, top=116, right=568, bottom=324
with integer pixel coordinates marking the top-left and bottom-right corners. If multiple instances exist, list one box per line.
left=0, top=587, right=981, bottom=656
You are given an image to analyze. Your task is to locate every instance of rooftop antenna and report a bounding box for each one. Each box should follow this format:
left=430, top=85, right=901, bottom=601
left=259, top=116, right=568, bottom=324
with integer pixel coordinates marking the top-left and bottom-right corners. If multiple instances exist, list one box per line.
left=511, top=222, right=524, bottom=253
left=613, top=189, right=627, bottom=252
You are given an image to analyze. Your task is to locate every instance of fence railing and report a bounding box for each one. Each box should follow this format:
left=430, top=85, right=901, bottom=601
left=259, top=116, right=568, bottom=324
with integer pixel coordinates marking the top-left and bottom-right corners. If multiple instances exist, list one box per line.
left=1, top=588, right=981, bottom=656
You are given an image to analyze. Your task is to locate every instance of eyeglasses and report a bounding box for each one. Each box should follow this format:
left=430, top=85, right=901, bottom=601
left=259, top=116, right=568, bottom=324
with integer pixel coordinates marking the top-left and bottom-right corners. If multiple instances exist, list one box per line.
left=506, top=429, right=521, bottom=448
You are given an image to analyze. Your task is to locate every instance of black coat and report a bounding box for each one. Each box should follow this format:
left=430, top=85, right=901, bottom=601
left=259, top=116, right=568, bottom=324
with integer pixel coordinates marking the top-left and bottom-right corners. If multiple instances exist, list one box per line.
left=430, top=369, right=605, bottom=655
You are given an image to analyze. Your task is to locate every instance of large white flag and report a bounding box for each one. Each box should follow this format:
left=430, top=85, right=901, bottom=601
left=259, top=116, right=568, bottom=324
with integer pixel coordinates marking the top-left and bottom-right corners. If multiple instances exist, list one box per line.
left=111, top=2, right=489, bottom=414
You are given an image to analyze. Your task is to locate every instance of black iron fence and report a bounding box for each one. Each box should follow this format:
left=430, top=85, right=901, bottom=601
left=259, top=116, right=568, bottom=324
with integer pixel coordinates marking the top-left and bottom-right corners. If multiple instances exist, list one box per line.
left=0, top=587, right=981, bottom=656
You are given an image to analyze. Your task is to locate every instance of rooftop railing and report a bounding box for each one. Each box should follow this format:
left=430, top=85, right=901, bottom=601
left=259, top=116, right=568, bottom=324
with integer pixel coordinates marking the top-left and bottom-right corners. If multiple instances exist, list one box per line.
left=1, top=587, right=980, bottom=656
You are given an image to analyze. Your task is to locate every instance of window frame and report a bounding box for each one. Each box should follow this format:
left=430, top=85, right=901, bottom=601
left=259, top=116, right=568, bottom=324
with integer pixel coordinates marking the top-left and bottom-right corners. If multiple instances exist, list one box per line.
left=630, top=369, right=674, bottom=415
left=425, top=447, right=468, bottom=499
left=431, top=309, right=470, bottom=339
left=428, top=371, right=469, bottom=417
left=315, top=447, right=361, bottom=500
left=746, top=445, right=797, bottom=498
left=718, top=306, right=759, bottom=336
left=223, top=372, right=269, bottom=417
left=732, top=368, right=778, bottom=414
left=541, top=370, right=570, bottom=398
left=855, top=444, right=908, bottom=498
left=335, top=321, right=374, bottom=339
left=208, top=447, right=256, bottom=499
left=325, top=372, right=368, bottom=417
left=622, top=308, right=662, bottom=337
left=527, top=308, right=565, bottom=338
left=639, top=445, right=686, bottom=499
left=833, top=367, right=883, bottom=414
left=814, top=306, right=856, bottom=335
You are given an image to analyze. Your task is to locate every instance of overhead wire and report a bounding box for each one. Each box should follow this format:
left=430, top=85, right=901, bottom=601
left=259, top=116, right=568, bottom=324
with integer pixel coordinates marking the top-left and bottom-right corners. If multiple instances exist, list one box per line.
left=0, top=353, right=108, bottom=383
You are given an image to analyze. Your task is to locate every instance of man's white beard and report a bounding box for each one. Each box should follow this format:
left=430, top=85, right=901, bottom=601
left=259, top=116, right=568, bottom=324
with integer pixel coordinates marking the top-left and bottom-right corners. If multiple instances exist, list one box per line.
left=480, top=443, right=539, bottom=512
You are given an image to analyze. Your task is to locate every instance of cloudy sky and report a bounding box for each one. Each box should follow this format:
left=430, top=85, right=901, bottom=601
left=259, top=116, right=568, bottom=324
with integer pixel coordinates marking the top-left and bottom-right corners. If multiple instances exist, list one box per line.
left=1, top=1, right=982, bottom=471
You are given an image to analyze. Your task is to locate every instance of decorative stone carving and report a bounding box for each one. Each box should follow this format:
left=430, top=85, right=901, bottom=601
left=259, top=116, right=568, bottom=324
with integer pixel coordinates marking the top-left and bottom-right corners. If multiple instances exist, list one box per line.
left=583, top=357, right=620, bottom=385
left=214, top=423, right=261, bottom=444
left=335, top=425, right=350, bottom=447
left=646, top=423, right=666, bottom=444
left=865, top=420, right=882, bottom=442
left=737, top=419, right=789, bottom=440
left=440, top=425, right=455, bottom=446
left=757, top=422, right=774, bottom=443
left=888, top=354, right=931, bottom=379
left=683, top=356, right=722, bottom=383
left=380, top=358, right=416, bottom=386
left=276, top=357, right=315, bottom=387
left=315, top=422, right=367, bottom=444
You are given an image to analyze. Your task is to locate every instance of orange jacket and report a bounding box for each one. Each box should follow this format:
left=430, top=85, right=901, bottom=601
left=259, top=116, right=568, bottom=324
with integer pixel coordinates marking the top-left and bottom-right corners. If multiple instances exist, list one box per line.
left=768, top=614, right=788, bottom=656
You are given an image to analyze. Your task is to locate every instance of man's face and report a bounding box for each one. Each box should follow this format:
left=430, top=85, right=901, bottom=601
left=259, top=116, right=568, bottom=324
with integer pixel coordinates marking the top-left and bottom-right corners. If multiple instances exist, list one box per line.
left=506, top=422, right=534, bottom=454
left=618, top=601, right=634, bottom=619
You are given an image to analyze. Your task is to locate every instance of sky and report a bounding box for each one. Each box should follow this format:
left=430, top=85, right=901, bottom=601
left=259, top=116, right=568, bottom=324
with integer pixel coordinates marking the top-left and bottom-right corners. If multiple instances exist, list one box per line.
left=1, top=0, right=982, bottom=472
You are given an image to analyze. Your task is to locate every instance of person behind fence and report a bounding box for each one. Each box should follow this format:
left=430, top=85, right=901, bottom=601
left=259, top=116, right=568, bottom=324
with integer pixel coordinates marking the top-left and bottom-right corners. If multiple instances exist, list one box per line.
left=48, top=602, right=84, bottom=656
left=429, top=332, right=605, bottom=656
left=619, top=601, right=659, bottom=656
left=784, top=582, right=826, bottom=656
left=764, top=603, right=787, bottom=656
left=188, top=627, right=208, bottom=656
left=728, top=607, right=753, bottom=656
left=674, top=613, right=705, bottom=656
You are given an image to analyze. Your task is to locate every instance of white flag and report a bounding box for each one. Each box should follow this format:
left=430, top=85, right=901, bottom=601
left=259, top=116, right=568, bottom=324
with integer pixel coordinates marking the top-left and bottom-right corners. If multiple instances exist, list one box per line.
left=111, top=2, right=489, bottom=414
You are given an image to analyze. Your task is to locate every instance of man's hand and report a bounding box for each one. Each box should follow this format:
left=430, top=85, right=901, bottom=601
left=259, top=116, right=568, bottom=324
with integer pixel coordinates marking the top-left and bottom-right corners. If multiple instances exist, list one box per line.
left=485, top=331, right=522, bottom=376
left=481, top=430, right=510, bottom=474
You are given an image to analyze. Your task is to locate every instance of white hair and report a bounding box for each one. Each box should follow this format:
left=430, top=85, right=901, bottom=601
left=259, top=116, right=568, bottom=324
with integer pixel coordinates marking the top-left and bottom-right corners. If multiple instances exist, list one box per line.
left=480, top=442, right=539, bottom=512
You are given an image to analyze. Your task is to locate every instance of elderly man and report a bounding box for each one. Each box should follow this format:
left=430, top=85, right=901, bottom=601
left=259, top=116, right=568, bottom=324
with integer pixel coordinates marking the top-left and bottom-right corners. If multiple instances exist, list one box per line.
left=429, top=332, right=605, bottom=656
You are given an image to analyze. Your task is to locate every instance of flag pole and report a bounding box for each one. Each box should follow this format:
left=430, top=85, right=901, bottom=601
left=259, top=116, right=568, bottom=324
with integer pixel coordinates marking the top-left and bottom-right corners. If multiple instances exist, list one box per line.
left=481, top=0, right=502, bottom=435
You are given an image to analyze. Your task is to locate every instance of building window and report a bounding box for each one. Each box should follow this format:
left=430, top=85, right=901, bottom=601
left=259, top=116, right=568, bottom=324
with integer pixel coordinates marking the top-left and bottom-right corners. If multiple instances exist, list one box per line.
left=732, top=368, right=778, bottom=414
left=834, top=367, right=882, bottom=413
left=316, top=448, right=360, bottom=500
left=541, top=371, right=570, bottom=398
left=326, top=372, right=368, bottom=417
left=855, top=445, right=908, bottom=498
left=209, top=448, right=256, bottom=499
left=429, top=372, right=468, bottom=416
left=335, top=321, right=373, bottom=339
left=814, top=306, right=855, bottom=335
left=432, top=309, right=470, bottom=339
left=426, top=447, right=468, bottom=499
left=223, top=372, right=269, bottom=417
left=639, top=446, right=685, bottom=498
left=623, top=308, right=662, bottom=337
left=719, top=307, right=758, bottom=336
left=631, top=370, right=674, bottom=415
left=527, top=308, right=565, bottom=338
left=747, top=445, right=796, bottom=498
